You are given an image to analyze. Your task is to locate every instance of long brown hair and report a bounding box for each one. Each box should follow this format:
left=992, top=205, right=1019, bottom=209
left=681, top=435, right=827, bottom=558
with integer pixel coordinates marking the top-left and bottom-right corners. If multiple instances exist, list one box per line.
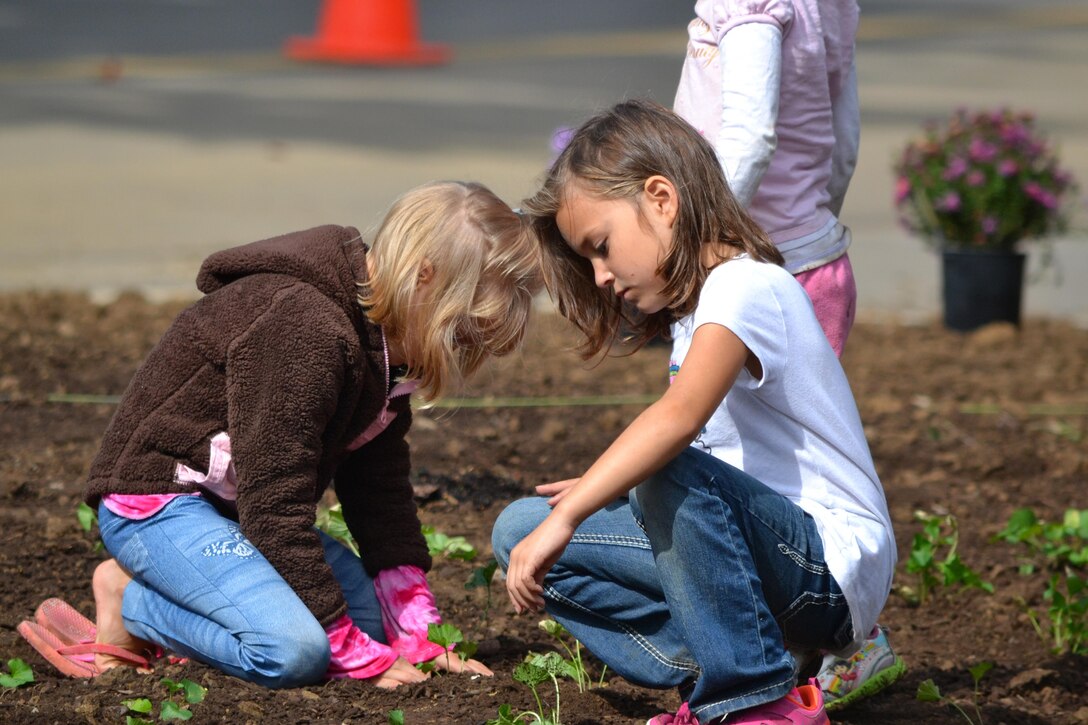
left=523, top=98, right=782, bottom=358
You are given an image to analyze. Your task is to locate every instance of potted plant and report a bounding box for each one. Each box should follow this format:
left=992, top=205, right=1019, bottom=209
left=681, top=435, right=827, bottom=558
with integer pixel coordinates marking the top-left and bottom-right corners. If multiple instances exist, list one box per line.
left=894, top=108, right=1078, bottom=331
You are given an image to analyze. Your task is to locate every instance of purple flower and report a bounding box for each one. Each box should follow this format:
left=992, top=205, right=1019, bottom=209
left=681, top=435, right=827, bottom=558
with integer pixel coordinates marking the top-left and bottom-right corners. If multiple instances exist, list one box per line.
left=894, top=176, right=912, bottom=204
left=968, top=138, right=998, bottom=162
left=942, top=157, right=968, bottom=180
left=896, top=107, right=1079, bottom=247
left=1000, top=123, right=1031, bottom=146
left=935, top=191, right=961, bottom=212
left=1024, top=181, right=1058, bottom=209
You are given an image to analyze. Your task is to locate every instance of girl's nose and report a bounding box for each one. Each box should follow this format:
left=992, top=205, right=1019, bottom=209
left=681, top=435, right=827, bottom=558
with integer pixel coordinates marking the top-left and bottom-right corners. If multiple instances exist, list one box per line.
left=591, top=260, right=613, bottom=288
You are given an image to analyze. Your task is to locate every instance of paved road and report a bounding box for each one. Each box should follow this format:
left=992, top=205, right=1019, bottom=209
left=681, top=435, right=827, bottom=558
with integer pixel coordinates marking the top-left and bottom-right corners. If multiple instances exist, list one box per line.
left=1, top=1, right=1086, bottom=325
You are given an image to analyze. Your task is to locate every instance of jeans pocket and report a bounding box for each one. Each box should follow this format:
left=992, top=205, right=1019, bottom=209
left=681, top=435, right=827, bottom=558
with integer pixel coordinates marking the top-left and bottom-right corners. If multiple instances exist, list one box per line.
left=778, top=589, right=851, bottom=651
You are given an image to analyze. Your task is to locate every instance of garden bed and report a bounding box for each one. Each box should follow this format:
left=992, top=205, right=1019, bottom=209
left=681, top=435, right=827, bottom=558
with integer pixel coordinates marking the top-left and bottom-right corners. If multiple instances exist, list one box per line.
left=1, top=291, right=1086, bottom=724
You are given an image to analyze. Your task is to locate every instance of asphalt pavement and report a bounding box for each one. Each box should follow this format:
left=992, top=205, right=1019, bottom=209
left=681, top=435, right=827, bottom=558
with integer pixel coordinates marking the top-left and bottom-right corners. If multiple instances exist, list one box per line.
left=1, top=1, right=1086, bottom=325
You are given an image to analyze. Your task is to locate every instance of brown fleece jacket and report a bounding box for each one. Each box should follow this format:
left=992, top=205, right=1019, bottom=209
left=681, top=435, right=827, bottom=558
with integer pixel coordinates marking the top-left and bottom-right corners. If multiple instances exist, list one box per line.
left=85, top=225, right=431, bottom=626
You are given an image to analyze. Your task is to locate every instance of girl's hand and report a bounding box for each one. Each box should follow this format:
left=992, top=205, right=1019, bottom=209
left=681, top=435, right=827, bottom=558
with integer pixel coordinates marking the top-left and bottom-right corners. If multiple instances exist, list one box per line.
left=429, top=653, right=494, bottom=677
left=364, top=655, right=429, bottom=689
left=505, top=513, right=576, bottom=613
left=535, top=478, right=579, bottom=506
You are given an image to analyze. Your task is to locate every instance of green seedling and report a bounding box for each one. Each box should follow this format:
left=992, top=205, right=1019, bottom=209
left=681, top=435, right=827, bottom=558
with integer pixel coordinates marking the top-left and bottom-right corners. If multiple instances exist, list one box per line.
left=77, top=501, right=97, bottom=531
left=465, top=559, right=499, bottom=623
left=490, top=639, right=598, bottom=723
left=537, top=619, right=606, bottom=692
left=902, top=511, right=993, bottom=605
left=505, top=652, right=568, bottom=725
left=315, top=508, right=480, bottom=564
left=917, top=661, right=993, bottom=725
left=76, top=501, right=104, bottom=551
left=422, top=525, right=477, bottom=561
left=996, top=507, right=1088, bottom=654
left=121, top=678, right=205, bottom=723
left=425, top=622, right=477, bottom=673
left=161, top=677, right=207, bottom=705
left=122, top=697, right=153, bottom=725
left=315, top=503, right=359, bottom=556
left=159, top=701, right=194, bottom=721
left=0, top=658, right=34, bottom=688
left=387, top=710, right=405, bottom=725
left=487, top=702, right=553, bottom=725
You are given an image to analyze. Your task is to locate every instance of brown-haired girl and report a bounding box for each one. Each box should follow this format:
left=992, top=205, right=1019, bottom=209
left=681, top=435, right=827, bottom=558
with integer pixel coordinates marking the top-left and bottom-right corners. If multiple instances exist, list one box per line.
left=492, top=100, right=894, bottom=725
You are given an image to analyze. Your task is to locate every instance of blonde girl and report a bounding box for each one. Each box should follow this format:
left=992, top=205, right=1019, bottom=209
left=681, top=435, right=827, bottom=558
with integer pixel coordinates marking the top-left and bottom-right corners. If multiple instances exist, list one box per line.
left=20, top=181, right=539, bottom=689
left=492, top=100, right=894, bottom=725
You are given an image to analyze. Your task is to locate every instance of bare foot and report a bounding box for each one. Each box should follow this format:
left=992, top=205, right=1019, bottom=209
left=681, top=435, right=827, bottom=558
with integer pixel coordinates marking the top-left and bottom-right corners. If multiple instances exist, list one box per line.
left=92, top=559, right=154, bottom=673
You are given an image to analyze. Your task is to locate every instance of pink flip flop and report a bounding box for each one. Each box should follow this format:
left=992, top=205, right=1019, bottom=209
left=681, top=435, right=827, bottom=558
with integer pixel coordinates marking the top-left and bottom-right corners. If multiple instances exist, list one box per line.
left=18, top=598, right=152, bottom=678
left=35, top=597, right=97, bottom=646
left=17, top=620, right=151, bottom=677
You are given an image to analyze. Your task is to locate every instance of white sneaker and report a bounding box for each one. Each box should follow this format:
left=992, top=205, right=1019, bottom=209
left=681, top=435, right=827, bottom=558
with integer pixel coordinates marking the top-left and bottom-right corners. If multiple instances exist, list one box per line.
left=815, top=626, right=906, bottom=711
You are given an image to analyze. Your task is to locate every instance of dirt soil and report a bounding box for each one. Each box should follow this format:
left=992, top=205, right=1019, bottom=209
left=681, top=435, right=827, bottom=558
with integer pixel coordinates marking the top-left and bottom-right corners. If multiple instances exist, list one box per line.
left=1, top=290, right=1087, bottom=725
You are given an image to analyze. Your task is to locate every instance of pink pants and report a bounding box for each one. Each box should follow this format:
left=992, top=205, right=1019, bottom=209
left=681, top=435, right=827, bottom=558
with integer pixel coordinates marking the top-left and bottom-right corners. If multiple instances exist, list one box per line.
left=794, top=253, right=857, bottom=358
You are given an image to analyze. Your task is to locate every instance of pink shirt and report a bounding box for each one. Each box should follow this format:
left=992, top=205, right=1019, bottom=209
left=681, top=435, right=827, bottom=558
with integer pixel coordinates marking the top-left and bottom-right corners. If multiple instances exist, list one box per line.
left=674, top=0, right=860, bottom=273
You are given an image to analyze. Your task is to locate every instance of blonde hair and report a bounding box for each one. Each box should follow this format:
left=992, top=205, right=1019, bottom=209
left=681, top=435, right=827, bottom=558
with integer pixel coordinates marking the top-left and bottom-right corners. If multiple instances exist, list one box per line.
left=523, top=98, right=783, bottom=358
left=360, top=181, right=541, bottom=401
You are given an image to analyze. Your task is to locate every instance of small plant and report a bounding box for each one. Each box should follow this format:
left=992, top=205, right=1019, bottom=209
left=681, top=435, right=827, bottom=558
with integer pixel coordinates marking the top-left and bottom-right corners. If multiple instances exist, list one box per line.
left=487, top=702, right=554, bottom=725
left=422, top=525, right=478, bottom=561
left=0, top=658, right=34, bottom=688
left=901, top=510, right=993, bottom=605
left=517, top=652, right=567, bottom=724
left=316, top=507, right=482, bottom=565
left=486, top=627, right=603, bottom=723
left=121, top=678, right=206, bottom=724
left=894, top=107, right=1078, bottom=249
left=161, top=677, right=207, bottom=705
left=424, top=622, right=478, bottom=673
left=466, top=558, right=499, bottom=623
left=537, top=619, right=606, bottom=692
left=427, top=622, right=461, bottom=671
left=76, top=502, right=104, bottom=551
left=387, top=710, right=405, bottom=725
left=315, top=503, right=359, bottom=556
left=121, top=697, right=155, bottom=725
left=917, top=662, right=993, bottom=725
left=995, top=507, right=1088, bottom=654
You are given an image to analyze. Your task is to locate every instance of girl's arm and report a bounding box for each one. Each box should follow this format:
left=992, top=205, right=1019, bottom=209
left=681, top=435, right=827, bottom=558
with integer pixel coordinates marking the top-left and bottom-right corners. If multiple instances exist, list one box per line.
left=827, top=57, right=860, bottom=217
left=505, top=323, right=752, bottom=612
left=715, top=20, right=784, bottom=206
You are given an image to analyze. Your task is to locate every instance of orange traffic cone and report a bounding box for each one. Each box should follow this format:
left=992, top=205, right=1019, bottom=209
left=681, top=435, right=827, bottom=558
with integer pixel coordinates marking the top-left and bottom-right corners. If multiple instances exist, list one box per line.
left=286, top=0, right=450, bottom=66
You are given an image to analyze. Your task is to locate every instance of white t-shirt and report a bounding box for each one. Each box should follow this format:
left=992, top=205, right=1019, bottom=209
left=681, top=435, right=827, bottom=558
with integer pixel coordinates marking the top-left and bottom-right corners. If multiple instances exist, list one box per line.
left=669, top=257, right=894, bottom=643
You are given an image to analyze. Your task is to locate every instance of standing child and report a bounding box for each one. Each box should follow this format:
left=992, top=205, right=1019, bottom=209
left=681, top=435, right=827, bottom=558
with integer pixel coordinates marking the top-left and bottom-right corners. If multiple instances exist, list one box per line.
left=492, top=100, right=895, bottom=725
left=674, top=1, right=906, bottom=705
left=19, top=181, right=539, bottom=689
left=674, top=0, right=860, bottom=357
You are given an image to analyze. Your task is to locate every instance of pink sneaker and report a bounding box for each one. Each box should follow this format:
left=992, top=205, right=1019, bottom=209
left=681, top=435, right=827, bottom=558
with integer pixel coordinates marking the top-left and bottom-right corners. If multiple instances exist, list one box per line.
left=646, top=702, right=699, bottom=725
left=646, top=680, right=828, bottom=725
left=726, top=679, right=829, bottom=725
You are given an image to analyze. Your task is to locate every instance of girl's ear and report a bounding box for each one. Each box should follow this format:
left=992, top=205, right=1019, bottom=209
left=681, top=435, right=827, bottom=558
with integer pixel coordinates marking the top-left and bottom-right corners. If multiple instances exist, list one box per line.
left=417, top=258, right=435, bottom=289
left=643, top=175, right=678, bottom=229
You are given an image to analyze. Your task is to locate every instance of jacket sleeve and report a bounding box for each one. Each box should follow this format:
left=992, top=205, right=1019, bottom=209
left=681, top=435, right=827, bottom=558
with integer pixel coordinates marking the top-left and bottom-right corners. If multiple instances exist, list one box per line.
left=225, top=285, right=351, bottom=626
left=335, top=400, right=431, bottom=578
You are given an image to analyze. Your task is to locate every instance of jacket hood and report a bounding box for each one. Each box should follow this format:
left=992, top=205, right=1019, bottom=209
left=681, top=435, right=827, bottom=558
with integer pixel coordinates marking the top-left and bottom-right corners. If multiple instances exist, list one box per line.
left=196, top=225, right=368, bottom=314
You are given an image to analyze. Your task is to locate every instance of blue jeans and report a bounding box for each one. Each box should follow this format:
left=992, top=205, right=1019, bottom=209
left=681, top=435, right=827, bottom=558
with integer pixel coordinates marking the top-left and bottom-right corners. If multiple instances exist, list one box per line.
left=97, top=496, right=385, bottom=688
left=492, top=447, right=852, bottom=722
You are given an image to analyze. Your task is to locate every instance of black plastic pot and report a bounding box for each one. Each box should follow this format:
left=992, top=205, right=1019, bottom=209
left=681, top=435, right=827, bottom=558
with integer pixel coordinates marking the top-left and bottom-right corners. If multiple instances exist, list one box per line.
left=941, top=248, right=1026, bottom=331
